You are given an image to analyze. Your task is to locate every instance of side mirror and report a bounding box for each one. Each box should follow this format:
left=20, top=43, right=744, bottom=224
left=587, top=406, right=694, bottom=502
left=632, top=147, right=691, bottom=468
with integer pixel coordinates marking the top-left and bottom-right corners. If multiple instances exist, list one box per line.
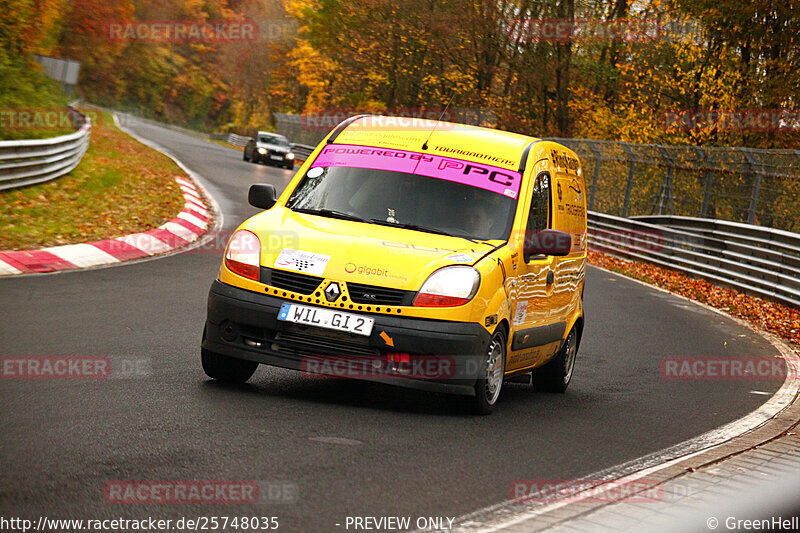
left=249, top=183, right=277, bottom=209
left=524, top=229, right=572, bottom=257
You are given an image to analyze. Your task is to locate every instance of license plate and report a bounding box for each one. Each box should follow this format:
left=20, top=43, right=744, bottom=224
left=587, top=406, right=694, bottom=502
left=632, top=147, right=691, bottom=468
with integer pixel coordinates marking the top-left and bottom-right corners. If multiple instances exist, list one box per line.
left=269, top=154, right=283, bottom=160
left=278, top=303, right=374, bottom=336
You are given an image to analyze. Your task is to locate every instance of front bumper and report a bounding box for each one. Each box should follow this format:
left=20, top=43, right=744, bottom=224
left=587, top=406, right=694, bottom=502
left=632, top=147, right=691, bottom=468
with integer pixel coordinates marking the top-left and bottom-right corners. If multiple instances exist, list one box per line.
left=254, top=151, right=292, bottom=165
left=203, top=280, right=491, bottom=396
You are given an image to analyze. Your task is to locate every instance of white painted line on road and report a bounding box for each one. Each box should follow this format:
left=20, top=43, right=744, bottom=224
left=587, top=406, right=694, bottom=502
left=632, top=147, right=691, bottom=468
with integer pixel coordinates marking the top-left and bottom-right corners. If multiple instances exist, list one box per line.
left=41, top=243, right=119, bottom=268
left=445, top=266, right=800, bottom=533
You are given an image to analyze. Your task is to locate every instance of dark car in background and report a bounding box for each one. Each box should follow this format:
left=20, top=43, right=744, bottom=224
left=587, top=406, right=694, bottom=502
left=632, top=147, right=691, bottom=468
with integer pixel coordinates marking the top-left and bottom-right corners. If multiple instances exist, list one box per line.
left=243, top=132, right=295, bottom=170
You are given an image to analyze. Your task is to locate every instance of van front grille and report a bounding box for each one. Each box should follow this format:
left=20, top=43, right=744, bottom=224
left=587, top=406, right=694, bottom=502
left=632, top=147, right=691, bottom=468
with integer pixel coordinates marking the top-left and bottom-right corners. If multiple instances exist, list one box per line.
left=346, top=282, right=415, bottom=306
left=260, top=267, right=323, bottom=295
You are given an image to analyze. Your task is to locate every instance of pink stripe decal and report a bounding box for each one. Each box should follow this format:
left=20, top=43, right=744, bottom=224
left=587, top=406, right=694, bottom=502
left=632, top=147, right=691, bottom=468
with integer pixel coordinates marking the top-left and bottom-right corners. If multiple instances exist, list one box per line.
left=312, top=144, right=521, bottom=198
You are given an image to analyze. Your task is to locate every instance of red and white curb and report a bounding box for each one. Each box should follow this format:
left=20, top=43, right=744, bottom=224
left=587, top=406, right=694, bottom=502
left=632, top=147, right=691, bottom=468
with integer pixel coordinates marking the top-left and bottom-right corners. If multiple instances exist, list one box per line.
left=0, top=172, right=212, bottom=276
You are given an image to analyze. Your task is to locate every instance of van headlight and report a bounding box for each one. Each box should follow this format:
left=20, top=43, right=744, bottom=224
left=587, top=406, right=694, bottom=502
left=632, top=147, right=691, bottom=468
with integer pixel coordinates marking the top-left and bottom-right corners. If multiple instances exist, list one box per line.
left=286, top=152, right=295, bottom=160
left=413, top=266, right=480, bottom=307
left=224, top=230, right=261, bottom=281
left=257, top=147, right=267, bottom=154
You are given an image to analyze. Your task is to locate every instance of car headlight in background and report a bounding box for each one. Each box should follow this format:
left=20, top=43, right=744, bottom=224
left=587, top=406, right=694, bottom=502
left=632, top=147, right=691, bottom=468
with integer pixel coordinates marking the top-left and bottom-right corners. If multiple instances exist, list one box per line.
left=257, top=147, right=267, bottom=154
left=413, top=266, right=480, bottom=307
left=286, top=152, right=295, bottom=160
left=224, top=230, right=261, bottom=281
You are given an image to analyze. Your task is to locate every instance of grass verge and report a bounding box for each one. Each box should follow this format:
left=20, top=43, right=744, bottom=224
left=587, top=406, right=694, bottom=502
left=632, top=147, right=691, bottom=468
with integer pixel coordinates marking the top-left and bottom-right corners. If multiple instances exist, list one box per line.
left=0, top=110, right=188, bottom=250
left=588, top=249, right=800, bottom=349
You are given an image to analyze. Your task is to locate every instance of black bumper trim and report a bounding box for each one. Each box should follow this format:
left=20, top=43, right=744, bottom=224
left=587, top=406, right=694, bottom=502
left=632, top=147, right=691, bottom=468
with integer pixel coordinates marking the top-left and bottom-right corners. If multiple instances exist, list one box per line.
left=203, top=280, right=492, bottom=396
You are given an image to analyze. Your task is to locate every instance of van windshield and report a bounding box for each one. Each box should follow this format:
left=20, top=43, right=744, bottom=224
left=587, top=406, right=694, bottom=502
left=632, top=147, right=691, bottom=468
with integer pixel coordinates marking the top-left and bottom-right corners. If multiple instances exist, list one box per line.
left=286, top=164, right=519, bottom=242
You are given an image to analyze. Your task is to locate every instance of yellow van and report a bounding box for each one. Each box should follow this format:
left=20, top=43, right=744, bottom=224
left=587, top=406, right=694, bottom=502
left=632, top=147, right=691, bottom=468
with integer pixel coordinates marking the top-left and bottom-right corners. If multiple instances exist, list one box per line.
left=202, top=116, right=586, bottom=413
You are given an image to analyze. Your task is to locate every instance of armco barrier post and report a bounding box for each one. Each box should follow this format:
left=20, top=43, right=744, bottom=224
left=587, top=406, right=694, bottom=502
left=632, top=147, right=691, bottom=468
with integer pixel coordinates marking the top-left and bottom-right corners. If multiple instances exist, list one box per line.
left=740, top=147, right=762, bottom=225
left=621, top=142, right=635, bottom=218
left=587, top=140, right=602, bottom=211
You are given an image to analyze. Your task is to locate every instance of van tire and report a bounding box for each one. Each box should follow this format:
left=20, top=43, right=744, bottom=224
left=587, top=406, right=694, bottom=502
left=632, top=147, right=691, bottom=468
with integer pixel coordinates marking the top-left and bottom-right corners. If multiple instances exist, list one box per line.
left=532, top=326, right=577, bottom=393
left=202, top=347, right=258, bottom=383
left=472, top=330, right=506, bottom=415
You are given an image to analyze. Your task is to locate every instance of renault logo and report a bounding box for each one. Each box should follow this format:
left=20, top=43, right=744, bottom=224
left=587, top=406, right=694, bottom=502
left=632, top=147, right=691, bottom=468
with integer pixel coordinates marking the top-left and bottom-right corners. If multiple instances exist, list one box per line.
left=324, top=282, right=341, bottom=302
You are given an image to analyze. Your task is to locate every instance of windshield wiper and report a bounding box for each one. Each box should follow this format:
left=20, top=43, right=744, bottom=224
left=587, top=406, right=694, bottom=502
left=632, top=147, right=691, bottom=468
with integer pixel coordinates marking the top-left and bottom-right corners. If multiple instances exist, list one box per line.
left=369, top=219, right=480, bottom=242
left=292, top=208, right=368, bottom=223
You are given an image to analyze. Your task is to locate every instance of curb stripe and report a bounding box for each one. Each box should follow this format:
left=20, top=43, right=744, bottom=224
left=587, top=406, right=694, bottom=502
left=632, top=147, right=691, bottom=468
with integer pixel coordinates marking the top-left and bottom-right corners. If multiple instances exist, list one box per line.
left=172, top=217, right=205, bottom=234
left=90, top=239, right=149, bottom=261
left=116, top=233, right=172, bottom=256
left=42, top=244, right=120, bottom=268
left=163, top=221, right=202, bottom=242
left=0, top=250, right=77, bottom=273
left=0, top=257, right=22, bottom=275
left=182, top=208, right=209, bottom=223
left=145, top=228, right=189, bottom=247
left=180, top=186, right=202, bottom=199
left=177, top=211, right=208, bottom=229
left=185, top=199, right=208, bottom=213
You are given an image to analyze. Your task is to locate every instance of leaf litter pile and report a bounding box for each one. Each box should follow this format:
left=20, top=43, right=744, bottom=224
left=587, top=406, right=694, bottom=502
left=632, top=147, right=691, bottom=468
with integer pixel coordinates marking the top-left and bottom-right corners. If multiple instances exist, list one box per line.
left=589, top=249, right=800, bottom=350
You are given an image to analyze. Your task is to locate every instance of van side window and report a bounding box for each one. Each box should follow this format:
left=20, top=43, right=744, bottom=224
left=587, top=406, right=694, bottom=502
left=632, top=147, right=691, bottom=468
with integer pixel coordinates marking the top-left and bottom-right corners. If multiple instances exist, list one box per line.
left=526, top=173, right=550, bottom=235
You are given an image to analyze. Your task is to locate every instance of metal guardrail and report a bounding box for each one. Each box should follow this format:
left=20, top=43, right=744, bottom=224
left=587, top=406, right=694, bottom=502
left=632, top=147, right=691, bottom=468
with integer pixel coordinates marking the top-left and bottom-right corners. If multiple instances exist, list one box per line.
left=291, top=143, right=314, bottom=160
left=588, top=211, right=800, bottom=308
left=284, top=131, right=800, bottom=308
left=227, top=133, right=252, bottom=147
left=0, top=106, right=91, bottom=191
left=549, top=138, right=800, bottom=232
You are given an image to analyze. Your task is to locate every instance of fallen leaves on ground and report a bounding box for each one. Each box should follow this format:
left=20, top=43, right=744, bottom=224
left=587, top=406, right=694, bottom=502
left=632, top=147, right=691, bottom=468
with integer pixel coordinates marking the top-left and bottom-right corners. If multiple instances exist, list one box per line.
left=0, top=110, right=192, bottom=250
left=588, top=249, right=800, bottom=350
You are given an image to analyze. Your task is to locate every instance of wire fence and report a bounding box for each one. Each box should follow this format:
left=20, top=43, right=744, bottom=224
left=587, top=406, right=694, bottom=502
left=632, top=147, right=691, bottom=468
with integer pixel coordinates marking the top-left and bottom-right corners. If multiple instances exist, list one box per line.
left=548, top=139, right=800, bottom=232
left=274, top=116, right=800, bottom=232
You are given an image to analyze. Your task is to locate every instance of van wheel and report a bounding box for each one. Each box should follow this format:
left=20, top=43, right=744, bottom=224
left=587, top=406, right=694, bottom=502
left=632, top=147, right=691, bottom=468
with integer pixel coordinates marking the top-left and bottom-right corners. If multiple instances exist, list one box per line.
left=472, top=330, right=506, bottom=415
left=202, top=347, right=258, bottom=383
left=532, top=327, right=577, bottom=393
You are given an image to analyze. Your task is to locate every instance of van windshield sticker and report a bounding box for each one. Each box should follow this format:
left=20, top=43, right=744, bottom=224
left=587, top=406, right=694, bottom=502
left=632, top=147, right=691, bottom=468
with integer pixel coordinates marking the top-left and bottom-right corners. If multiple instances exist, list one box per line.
left=312, top=144, right=522, bottom=198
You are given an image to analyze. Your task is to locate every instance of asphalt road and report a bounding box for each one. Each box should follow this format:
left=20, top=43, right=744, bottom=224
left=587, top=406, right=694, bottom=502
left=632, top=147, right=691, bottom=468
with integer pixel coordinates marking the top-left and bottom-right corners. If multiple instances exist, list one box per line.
left=0, top=120, right=783, bottom=532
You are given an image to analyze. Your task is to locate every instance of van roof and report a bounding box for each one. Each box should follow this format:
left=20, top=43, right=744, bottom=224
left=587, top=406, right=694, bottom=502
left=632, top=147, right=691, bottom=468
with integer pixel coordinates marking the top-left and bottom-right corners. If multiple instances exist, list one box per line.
left=331, top=116, right=541, bottom=171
